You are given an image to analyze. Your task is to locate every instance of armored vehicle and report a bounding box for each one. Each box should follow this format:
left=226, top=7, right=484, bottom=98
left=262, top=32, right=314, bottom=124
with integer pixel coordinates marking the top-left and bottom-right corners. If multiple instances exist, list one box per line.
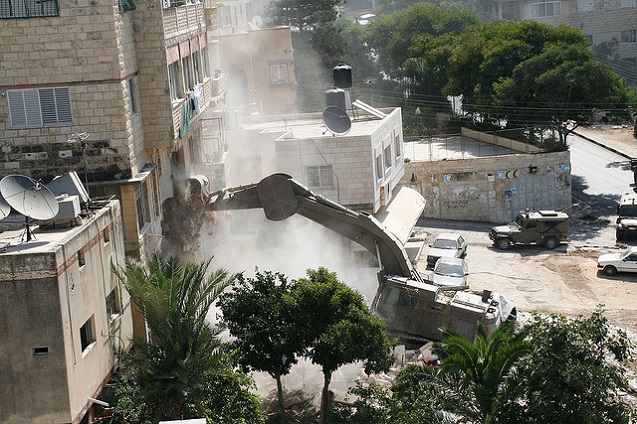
left=207, top=173, right=516, bottom=342
left=489, top=210, right=569, bottom=250
left=616, top=192, right=637, bottom=241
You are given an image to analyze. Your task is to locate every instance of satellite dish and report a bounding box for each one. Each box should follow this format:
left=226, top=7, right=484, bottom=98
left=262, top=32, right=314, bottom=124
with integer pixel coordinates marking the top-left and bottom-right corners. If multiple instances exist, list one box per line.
left=0, top=175, right=59, bottom=241
left=0, top=194, right=10, bottom=221
left=322, top=105, right=351, bottom=136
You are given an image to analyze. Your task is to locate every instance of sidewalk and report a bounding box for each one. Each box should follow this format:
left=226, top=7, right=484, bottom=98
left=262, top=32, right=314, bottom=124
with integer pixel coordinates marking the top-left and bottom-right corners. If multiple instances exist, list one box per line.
left=572, top=125, right=637, bottom=159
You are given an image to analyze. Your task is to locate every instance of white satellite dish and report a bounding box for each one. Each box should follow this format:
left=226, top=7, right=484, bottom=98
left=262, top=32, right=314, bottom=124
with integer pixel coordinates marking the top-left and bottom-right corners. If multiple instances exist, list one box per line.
left=0, top=175, right=59, bottom=241
left=0, top=194, right=10, bottom=221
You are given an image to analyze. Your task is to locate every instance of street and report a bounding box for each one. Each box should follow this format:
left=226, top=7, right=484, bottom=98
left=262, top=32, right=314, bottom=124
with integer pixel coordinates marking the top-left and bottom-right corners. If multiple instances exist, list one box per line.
left=414, top=133, right=637, bottom=333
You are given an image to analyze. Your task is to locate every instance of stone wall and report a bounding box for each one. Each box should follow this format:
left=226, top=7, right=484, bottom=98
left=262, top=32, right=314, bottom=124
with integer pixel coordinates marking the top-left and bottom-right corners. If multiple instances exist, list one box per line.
left=402, top=151, right=571, bottom=223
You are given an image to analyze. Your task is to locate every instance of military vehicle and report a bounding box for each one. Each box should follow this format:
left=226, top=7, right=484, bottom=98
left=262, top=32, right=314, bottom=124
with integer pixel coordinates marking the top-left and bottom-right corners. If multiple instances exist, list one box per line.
left=489, top=209, right=569, bottom=250
left=206, top=173, right=516, bottom=342
left=616, top=191, right=637, bottom=241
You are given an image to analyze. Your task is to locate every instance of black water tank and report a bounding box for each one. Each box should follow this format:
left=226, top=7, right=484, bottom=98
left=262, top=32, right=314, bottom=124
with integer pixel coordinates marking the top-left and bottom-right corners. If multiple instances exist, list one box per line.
left=333, top=64, right=352, bottom=89
left=325, top=87, right=346, bottom=111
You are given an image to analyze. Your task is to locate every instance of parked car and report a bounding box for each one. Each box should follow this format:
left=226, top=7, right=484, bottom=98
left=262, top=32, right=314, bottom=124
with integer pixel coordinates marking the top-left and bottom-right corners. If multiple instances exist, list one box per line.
left=597, top=246, right=637, bottom=276
left=426, top=233, right=468, bottom=268
left=432, top=257, right=469, bottom=287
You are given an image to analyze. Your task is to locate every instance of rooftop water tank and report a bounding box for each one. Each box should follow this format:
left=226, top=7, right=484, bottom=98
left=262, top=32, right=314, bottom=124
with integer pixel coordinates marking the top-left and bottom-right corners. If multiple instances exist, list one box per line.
left=333, top=64, right=352, bottom=89
left=325, top=87, right=346, bottom=111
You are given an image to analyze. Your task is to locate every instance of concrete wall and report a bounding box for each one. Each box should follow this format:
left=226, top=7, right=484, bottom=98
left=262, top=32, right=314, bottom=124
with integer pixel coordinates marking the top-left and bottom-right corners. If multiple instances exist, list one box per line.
left=403, top=151, right=571, bottom=223
left=0, top=201, right=133, bottom=424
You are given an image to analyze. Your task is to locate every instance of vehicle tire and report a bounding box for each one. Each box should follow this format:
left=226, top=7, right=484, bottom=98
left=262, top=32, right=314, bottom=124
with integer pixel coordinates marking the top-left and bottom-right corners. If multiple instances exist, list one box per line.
left=544, top=236, right=559, bottom=249
left=496, top=238, right=512, bottom=250
left=603, top=265, right=618, bottom=276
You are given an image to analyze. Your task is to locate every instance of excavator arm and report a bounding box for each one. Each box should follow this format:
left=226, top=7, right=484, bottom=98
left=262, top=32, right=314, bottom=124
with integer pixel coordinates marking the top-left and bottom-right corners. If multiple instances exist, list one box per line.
left=207, top=173, right=417, bottom=279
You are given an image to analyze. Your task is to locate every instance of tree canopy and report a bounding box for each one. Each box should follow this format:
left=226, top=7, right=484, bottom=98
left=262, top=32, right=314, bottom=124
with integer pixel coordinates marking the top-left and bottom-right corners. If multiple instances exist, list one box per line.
left=443, top=20, right=629, bottom=145
left=111, top=253, right=263, bottom=423
left=292, top=267, right=395, bottom=423
left=218, top=270, right=306, bottom=418
left=336, top=308, right=635, bottom=423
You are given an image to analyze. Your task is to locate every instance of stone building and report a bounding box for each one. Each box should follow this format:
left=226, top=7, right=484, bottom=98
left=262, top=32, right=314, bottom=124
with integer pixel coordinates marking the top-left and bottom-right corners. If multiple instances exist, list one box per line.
left=0, top=199, right=133, bottom=424
left=486, top=0, right=637, bottom=84
left=226, top=106, right=406, bottom=213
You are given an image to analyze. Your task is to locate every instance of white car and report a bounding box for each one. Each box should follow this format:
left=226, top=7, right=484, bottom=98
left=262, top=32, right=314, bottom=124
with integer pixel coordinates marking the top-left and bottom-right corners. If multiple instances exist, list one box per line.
left=597, top=246, right=637, bottom=276
left=426, top=233, right=468, bottom=268
left=432, top=257, right=469, bottom=287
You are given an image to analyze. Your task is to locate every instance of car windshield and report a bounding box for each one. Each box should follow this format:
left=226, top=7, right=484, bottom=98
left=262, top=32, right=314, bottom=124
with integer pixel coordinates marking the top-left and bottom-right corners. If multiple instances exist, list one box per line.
left=435, top=262, right=464, bottom=277
left=432, top=239, right=457, bottom=249
left=621, top=248, right=635, bottom=259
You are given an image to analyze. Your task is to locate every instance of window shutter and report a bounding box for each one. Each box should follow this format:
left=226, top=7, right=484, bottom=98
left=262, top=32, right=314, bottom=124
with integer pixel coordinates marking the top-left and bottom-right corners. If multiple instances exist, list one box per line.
left=54, top=88, right=72, bottom=123
left=24, top=89, right=43, bottom=126
left=8, top=91, right=27, bottom=128
left=40, top=88, right=57, bottom=124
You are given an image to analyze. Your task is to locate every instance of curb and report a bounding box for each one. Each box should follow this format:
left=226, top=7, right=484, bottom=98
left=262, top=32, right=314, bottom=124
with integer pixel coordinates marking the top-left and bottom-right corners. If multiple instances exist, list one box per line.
left=571, top=130, right=633, bottom=160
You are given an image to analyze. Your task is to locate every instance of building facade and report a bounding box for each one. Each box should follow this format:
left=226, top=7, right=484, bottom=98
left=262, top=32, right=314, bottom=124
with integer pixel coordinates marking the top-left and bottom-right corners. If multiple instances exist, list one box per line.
left=0, top=199, right=133, bottom=424
left=487, top=0, right=637, bottom=84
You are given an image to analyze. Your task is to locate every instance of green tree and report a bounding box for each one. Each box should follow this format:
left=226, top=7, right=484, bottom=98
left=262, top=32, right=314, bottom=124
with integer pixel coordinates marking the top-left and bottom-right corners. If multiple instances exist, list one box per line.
left=365, top=4, right=479, bottom=81
left=497, top=309, right=635, bottom=423
left=218, top=270, right=306, bottom=419
left=267, top=0, right=342, bottom=33
left=444, top=20, right=629, bottom=147
left=434, top=322, right=530, bottom=423
left=293, top=267, right=395, bottom=424
left=112, top=253, right=263, bottom=423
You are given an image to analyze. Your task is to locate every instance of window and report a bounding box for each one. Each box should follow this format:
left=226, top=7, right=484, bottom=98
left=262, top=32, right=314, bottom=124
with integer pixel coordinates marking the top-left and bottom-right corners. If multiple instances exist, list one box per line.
left=384, top=145, right=392, bottom=169
left=102, top=226, right=110, bottom=244
left=576, top=0, right=592, bottom=11
left=375, top=154, right=383, bottom=180
left=127, top=79, right=137, bottom=115
left=182, top=56, right=194, bottom=91
left=270, top=64, right=289, bottom=85
left=77, top=250, right=85, bottom=267
left=621, top=30, right=636, bottom=43
left=80, top=317, right=95, bottom=352
left=135, top=182, right=149, bottom=232
left=106, top=289, right=121, bottom=323
left=530, top=0, right=561, bottom=17
left=0, top=0, right=59, bottom=18
left=8, top=88, right=71, bottom=128
left=201, top=46, right=210, bottom=78
left=306, top=165, right=333, bottom=188
left=118, top=0, right=135, bottom=12
left=394, top=132, right=401, bottom=159
left=168, top=61, right=183, bottom=100
left=221, top=5, right=231, bottom=26
left=621, top=0, right=636, bottom=7
left=193, top=51, right=202, bottom=84
left=33, top=347, right=49, bottom=356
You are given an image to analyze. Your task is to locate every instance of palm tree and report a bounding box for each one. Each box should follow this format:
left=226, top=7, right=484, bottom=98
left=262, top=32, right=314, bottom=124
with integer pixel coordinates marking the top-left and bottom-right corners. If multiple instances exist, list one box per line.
left=113, top=253, right=261, bottom=422
left=433, top=322, right=530, bottom=423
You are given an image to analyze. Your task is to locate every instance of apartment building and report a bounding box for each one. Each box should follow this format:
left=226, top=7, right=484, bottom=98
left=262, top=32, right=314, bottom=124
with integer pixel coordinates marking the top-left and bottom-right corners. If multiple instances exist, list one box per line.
left=0, top=198, right=133, bottom=424
left=487, top=0, right=637, bottom=82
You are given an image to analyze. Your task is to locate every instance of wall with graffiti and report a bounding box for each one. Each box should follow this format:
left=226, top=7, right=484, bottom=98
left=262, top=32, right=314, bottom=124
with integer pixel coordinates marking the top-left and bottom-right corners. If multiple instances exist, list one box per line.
left=402, top=151, right=571, bottom=223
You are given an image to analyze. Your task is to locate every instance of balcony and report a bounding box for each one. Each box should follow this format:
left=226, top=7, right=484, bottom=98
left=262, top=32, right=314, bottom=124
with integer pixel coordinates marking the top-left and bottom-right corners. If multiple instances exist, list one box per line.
left=172, top=79, right=212, bottom=139
left=163, top=2, right=205, bottom=40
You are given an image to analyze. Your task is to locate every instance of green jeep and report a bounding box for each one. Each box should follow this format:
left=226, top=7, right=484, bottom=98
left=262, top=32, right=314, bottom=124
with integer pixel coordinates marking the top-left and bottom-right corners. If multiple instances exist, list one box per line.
left=489, top=210, right=569, bottom=250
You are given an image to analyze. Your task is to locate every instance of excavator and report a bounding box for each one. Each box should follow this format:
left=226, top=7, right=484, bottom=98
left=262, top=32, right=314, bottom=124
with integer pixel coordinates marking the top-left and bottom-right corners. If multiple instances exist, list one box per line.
left=206, top=173, right=516, bottom=342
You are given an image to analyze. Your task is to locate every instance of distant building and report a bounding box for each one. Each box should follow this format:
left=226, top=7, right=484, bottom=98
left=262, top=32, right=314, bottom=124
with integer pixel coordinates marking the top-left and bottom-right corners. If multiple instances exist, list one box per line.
left=0, top=199, right=133, bottom=424
left=486, top=0, right=637, bottom=85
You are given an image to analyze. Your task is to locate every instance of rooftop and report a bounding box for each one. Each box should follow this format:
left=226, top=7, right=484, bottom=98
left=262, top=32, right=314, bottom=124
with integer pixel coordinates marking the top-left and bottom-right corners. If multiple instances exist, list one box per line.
left=0, top=200, right=116, bottom=256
